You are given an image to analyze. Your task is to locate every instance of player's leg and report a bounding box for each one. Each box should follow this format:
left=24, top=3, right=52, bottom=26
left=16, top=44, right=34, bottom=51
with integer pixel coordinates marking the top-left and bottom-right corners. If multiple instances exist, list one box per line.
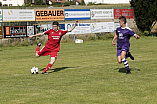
left=121, top=51, right=131, bottom=74
left=42, top=57, right=56, bottom=74
left=126, top=52, right=134, bottom=60
left=117, top=56, right=122, bottom=63
left=35, top=43, right=41, bottom=57
left=42, top=51, right=58, bottom=74
left=125, top=44, right=134, bottom=60
left=117, top=47, right=122, bottom=63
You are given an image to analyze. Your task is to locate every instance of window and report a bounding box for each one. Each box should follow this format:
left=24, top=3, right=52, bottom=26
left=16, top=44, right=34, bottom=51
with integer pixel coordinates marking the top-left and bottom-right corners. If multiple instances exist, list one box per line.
left=3, top=0, right=7, bottom=1
left=32, top=0, right=35, bottom=3
left=3, top=4, right=8, bottom=6
left=9, top=4, right=12, bottom=6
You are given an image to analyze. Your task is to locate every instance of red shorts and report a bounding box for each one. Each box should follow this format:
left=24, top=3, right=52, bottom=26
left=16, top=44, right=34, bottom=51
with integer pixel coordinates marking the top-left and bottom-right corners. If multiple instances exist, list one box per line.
left=38, top=46, right=58, bottom=58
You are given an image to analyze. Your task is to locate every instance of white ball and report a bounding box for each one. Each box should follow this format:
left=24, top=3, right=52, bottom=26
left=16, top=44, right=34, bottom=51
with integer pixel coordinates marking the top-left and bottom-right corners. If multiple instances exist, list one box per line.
left=31, top=67, right=39, bottom=74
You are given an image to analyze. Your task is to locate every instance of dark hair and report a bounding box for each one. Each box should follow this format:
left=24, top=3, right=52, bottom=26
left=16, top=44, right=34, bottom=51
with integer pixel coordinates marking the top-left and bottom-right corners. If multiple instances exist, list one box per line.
left=119, top=16, right=127, bottom=24
left=53, top=21, right=59, bottom=26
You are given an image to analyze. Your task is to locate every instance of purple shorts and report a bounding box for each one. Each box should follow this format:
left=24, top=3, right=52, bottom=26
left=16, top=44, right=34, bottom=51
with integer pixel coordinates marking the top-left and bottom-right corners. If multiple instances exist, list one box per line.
left=117, top=45, right=129, bottom=56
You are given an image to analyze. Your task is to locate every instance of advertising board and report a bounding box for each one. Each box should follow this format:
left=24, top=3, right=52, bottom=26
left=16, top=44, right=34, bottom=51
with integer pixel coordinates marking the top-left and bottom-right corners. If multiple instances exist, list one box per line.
left=3, top=9, right=35, bottom=22
left=114, top=9, right=134, bottom=19
left=65, top=9, right=90, bottom=20
left=35, top=9, right=64, bottom=21
left=4, top=26, right=27, bottom=38
left=91, top=9, right=114, bottom=19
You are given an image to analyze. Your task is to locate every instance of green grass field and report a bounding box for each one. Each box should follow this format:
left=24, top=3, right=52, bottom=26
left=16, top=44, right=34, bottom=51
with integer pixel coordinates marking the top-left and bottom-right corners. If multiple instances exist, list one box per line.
left=0, top=37, right=157, bottom=104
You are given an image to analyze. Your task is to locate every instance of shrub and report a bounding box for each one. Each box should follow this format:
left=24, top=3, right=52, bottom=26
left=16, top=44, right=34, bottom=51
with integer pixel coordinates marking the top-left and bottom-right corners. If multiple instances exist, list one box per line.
left=137, top=31, right=150, bottom=36
left=96, top=33, right=114, bottom=40
left=130, top=0, right=157, bottom=33
left=21, top=41, right=29, bottom=46
left=62, top=2, right=70, bottom=6
left=143, top=31, right=149, bottom=36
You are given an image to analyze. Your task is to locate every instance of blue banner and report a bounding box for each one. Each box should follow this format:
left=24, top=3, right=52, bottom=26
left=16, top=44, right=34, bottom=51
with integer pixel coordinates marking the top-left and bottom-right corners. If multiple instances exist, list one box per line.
left=65, top=9, right=90, bottom=20
left=59, top=24, right=65, bottom=30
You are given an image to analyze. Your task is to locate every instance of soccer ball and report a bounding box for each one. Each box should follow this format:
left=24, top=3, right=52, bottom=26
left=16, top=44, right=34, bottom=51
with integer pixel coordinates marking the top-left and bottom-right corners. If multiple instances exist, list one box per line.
left=31, top=67, right=39, bottom=74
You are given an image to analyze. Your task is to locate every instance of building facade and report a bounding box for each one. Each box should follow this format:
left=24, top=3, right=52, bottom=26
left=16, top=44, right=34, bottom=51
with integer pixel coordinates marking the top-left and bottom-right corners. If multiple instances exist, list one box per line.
left=24, top=0, right=50, bottom=4
left=0, top=0, right=24, bottom=6
left=0, top=0, right=50, bottom=6
left=84, top=0, right=131, bottom=5
left=49, top=0, right=130, bottom=5
left=49, top=0, right=67, bottom=4
left=0, top=0, right=130, bottom=6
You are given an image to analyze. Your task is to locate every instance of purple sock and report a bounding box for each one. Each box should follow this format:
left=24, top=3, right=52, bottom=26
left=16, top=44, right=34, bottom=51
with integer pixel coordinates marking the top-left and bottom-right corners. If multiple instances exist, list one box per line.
left=122, top=58, right=130, bottom=71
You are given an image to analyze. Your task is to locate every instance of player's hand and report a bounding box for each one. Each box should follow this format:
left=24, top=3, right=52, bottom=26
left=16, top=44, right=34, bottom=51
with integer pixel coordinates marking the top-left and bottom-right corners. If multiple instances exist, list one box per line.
left=112, top=41, right=116, bottom=46
left=75, top=20, right=78, bottom=26
left=135, top=35, right=140, bottom=39
left=29, top=35, right=34, bottom=38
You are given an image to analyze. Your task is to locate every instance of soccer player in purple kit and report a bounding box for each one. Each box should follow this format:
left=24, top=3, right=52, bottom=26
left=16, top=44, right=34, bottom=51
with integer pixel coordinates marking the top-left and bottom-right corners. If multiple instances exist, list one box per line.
left=112, top=16, right=139, bottom=74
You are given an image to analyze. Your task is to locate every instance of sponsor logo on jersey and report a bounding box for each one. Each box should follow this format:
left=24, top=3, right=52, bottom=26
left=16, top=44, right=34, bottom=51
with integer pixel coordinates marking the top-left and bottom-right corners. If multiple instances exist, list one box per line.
left=119, top=33, right=124, bottom=39
left=52, top=36, right=60, bottom=40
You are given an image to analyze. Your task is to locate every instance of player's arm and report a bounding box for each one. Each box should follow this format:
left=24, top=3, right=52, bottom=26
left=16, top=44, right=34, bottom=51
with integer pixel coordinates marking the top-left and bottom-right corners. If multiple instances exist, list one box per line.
left=129, top=29, right=140, bottom=39
left=133, top=34, right=140, bottom=39
left=68, top=20, right=78, bottom=32
left=112, top=33, right=117, bottom=46
left=29, top=33, right=44, bottom=38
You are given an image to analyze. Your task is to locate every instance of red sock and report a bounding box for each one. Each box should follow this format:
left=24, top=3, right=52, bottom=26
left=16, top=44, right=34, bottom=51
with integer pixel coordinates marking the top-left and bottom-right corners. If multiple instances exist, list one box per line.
left=35, top=45, right=40, bottom=53
left=43, top=63, right=52, bottom=72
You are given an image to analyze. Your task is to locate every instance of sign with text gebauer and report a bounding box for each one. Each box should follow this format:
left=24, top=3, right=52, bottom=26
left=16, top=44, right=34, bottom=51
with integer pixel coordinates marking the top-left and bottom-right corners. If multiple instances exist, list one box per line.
left=65, top=9, right=90, bottom=20
left=114, top=9, right=134, bottom=19
left=3, top=9, right=35, bottom=22
left=91, top=9, right=114, bottom=19
left=35, top=9, right=64, bottom=21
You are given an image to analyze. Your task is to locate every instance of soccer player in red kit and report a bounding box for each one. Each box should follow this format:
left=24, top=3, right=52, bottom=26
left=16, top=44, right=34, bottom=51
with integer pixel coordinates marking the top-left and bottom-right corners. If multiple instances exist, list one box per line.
left=29, top=20, right=78, bottom=74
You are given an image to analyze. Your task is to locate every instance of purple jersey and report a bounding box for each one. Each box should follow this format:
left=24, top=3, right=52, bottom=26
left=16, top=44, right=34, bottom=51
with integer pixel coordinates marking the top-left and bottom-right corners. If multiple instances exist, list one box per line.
left=116, top=26, right=135, bottom=46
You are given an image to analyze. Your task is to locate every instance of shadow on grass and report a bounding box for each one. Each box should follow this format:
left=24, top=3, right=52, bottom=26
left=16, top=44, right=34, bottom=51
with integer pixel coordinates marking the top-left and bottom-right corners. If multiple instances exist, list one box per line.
left=40, top=67, right=78, bottom=73
left=115, top=68, right=141, bottom=73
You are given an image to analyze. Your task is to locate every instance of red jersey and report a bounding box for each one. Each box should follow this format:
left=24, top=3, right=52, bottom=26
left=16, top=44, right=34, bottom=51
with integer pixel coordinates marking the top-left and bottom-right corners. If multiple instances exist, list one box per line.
left=43, top=29, right=68, bottom=51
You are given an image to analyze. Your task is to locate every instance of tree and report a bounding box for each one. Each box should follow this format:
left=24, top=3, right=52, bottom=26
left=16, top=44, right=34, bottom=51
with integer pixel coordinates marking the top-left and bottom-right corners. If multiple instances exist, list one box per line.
left=81, top=0, right=86, bottom=6
left=35, top=0, right=45, bottom=5
left=130, top=0, right=157, bottom=33
left=24, top=0, right=31, bottom=7
left=0, top=2, right=2, bottom=6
